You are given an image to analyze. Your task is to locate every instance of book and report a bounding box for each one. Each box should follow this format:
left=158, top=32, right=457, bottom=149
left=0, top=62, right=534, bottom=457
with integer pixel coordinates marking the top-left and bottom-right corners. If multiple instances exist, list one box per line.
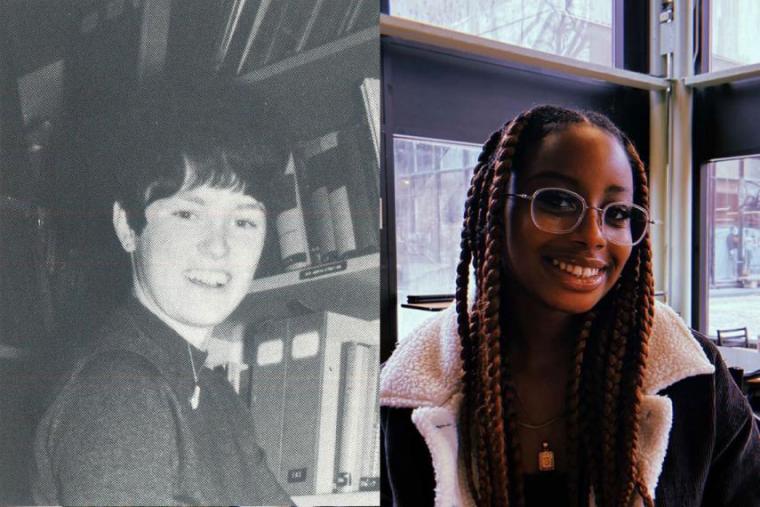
left=296, top=0, right=346, bottom=51
left=296, top=126, right=380, bottom=263
left=213, top=0, right=248, bottom=71
left=359, top=77, right=381, bottom=168
left=336, top=127, right=380, bottom=254
left=358, top=344, right=380, bottom=491
left=275, top=155, right=310, bottom=270
left=247, top=319, right=288, bottom=475
left=247, top=312, right=378, bottom=496
left=334, top=342, right=370, bottom=493
left=236, top=0, right=287, bottom=74
left=329, top=183, right=357, bottom=257
left=259, top=0, right=319, bottom=65
left=294, top=0, right=330, bottom=53
left=299, top=133, right=340, bottom=263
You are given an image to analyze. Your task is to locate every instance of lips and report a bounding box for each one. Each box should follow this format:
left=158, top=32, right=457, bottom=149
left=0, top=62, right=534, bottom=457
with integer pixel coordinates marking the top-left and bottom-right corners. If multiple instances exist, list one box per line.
left=551, top=259, right=601, bottom=278
left=184, top=269, right=231, bottom=288
left=544, top=256, right=608, bottom=291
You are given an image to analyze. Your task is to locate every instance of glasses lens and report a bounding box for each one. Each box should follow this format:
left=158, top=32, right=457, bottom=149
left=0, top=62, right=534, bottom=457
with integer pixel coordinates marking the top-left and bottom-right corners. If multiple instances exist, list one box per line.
left=603, top=203, right=649, bottom=245
left=532, top=189, right=584, bottom=233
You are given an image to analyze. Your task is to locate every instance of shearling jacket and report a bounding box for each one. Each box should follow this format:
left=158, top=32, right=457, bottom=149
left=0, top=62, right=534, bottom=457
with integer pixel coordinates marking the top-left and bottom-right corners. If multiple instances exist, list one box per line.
left=380, top=300, right=760, bottom=506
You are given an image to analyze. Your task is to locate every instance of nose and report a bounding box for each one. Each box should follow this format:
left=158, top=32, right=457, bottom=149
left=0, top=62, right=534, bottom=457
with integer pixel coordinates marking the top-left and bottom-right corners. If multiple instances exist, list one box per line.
left=573, top=206, right=607, bottom=248
left=200, top=223, right=230, bottom=259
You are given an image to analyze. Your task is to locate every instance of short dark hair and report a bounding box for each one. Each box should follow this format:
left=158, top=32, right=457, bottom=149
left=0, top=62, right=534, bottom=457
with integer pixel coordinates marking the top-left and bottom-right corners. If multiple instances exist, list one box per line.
left=112, top=101, right=285, bottom=234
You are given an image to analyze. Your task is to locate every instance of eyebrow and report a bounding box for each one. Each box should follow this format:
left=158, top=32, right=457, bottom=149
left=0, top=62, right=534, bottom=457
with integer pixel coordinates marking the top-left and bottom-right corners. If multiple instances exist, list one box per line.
left=524, top=170, right=630, bottom=194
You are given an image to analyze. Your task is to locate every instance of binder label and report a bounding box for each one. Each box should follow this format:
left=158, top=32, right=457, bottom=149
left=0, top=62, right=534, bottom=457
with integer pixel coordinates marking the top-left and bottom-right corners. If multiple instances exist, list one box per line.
left=287, top=468, right=307, bottom=483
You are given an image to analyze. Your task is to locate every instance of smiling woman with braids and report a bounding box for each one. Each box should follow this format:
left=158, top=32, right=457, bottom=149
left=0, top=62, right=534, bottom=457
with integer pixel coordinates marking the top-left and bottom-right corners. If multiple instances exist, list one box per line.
left=380, top=105, right=760, bottom=506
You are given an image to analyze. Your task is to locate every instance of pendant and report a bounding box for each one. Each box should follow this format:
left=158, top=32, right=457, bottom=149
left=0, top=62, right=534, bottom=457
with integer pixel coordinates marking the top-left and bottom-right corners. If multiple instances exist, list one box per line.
left=538, top=441, right=555, bottom=472
left=190, top=384, right=200, bottom=410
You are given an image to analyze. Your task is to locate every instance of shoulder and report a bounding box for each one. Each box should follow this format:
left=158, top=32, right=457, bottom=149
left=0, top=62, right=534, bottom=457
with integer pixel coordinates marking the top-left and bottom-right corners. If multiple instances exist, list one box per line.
left=42, top=348, right=177, bottom=441
left=644, top=301, right=716, bottom=394
left=380, top=304, right=463, bottom=408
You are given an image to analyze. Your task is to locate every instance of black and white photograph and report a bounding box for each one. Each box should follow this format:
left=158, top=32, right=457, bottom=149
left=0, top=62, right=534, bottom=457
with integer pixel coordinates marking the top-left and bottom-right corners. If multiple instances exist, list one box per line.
left=0, top=1, right=379, bottom=505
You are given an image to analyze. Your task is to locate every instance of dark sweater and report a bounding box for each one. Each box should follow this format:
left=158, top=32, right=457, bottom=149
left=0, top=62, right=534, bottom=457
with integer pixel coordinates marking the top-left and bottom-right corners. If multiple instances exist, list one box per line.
left=32, top=298, right=292, bottom=506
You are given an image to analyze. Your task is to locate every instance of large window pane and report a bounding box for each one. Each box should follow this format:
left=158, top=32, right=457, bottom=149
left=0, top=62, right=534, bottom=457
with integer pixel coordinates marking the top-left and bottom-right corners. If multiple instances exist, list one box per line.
left=705, top=157, right=760, bottom=346
left=390, top=0, right=613, bottom=66
left=711, top=1, right=760, bottom=71
left=394, top=135, right=480, bottom=339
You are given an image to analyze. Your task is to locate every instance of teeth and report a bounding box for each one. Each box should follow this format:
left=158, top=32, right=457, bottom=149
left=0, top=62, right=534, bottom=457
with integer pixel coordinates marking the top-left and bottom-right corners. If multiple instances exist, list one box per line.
left=186, top=270, right=230, bottom=287
left=551, top=259, right=602, bottom=278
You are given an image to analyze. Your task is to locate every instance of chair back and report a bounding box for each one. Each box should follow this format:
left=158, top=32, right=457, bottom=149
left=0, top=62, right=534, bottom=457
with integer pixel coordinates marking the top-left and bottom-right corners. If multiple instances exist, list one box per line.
left=717, top=327, right=750, bottom=348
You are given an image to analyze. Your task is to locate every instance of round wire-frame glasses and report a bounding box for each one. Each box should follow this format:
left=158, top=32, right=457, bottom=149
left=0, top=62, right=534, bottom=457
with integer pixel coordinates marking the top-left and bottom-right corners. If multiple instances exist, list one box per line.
left=506, top=187, right=657, bottom=246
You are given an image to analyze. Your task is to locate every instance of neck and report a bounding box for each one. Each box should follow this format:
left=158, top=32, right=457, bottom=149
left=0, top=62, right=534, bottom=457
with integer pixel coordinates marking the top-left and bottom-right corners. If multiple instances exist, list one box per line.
left=502, top=285, right=578, bottom=374
left=132, top=286, right=212, bottom=351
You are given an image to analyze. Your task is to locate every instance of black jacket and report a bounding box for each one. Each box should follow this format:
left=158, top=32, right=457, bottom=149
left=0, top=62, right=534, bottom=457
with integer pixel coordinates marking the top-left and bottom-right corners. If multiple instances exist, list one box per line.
left=380, top=301, right=760, bottom=506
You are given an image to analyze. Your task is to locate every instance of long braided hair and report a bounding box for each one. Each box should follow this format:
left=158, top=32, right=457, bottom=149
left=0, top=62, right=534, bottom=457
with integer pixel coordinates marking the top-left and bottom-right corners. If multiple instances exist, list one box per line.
left=455, top=105, right=656, bottom=506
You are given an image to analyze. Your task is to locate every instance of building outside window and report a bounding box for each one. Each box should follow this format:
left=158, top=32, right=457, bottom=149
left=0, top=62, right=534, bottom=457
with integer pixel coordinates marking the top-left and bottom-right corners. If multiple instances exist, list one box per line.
left=705, top=157, right=760, bottom=343
left=711, top=0, right=760, bottom=70
left=390, top=0, right=613, bottom=66
left=393, top=135, right=480, bottom=338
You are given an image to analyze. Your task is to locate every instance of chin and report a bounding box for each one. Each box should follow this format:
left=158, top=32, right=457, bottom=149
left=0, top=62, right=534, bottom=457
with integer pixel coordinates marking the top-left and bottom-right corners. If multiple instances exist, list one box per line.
left=177, top=304, right=237, bottom=328
left=545, top=293, right=602, bottom=315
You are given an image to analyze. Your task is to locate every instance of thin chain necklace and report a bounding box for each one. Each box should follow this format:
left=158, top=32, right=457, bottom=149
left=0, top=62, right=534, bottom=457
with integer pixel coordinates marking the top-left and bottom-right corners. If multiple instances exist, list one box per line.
left=188, top=343, right=201, bottom=410
left=512, top=383, right=565, bottom=472
left=513, top=383, right=566, bottom=429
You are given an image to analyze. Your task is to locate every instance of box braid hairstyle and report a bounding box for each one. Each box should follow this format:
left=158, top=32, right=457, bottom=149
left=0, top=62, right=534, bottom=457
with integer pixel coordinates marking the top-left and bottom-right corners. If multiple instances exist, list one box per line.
left=455, top=105, right=655, bottom=507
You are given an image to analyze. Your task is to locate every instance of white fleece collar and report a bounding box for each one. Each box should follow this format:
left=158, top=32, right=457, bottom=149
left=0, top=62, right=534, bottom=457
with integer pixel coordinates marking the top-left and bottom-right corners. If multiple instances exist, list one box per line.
left=380, top=300, right=715, bottom=506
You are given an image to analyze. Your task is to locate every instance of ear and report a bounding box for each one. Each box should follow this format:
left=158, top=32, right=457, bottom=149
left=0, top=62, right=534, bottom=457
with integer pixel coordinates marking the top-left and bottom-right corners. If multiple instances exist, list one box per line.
left=113, top=201, right=137, bottom=253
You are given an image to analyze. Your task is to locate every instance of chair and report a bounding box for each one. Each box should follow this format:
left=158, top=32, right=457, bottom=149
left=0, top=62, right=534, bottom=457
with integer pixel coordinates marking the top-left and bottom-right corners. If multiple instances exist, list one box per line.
left=717, top=327, right=750, bottom=348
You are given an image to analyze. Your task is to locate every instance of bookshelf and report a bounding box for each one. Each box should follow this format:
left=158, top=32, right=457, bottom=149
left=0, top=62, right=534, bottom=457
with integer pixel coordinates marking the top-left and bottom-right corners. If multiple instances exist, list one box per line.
left=213, top=3, right=381, bottom=501
left=232, top=253, right=379, bottom=324
left=237, top=26, right=376, bottom=84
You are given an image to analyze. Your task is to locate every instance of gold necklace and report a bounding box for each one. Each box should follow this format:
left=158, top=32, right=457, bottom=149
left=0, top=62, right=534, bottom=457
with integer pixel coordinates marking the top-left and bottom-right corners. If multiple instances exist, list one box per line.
left=513, top=384, right=564, bottom=472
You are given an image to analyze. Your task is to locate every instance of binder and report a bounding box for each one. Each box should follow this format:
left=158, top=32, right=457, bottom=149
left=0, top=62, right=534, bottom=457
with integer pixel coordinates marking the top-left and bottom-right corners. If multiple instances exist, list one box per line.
left=248, top=312, right=377, bottom=496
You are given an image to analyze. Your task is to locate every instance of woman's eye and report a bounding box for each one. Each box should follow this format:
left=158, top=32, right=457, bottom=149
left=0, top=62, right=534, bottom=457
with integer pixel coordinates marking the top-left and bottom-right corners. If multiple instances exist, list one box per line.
left=537, top=191, right=579, bottom=214
left=606, top=205, right=631, bottom=226
left=235, top=218, right=258, bottom=229
left=172, top=210, right=197, bottom=220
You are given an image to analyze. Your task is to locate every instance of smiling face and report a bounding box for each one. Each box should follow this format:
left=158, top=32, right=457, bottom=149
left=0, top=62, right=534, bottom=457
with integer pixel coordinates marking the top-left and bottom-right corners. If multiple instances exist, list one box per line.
left=503, top=124, right=634, bottom=315
left=116, top=184, right=267, bottom=331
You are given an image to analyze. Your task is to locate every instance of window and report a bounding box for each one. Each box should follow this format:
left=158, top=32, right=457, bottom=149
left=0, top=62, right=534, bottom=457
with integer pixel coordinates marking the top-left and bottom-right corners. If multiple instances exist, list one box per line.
left=389, top=0, right=614, bottom=66
left=393, top=135, right=481, bottom=338
left=704, top=157, right=760, bottom=343
left=711, top=0, right=760, bottom=71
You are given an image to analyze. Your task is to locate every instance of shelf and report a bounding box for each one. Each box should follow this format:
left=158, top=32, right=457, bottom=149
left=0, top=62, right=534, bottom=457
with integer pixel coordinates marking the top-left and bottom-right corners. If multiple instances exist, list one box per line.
left=237, top=26, right=376, bottom=84
left=293, top=490, right=379, bottom=507
left=230, top=253, right=380, bottom=324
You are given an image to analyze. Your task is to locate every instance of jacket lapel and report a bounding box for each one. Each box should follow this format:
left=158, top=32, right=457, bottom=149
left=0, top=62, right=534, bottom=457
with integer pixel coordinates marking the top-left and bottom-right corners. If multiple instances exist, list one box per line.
left=381, top=301, right=715, bottom=505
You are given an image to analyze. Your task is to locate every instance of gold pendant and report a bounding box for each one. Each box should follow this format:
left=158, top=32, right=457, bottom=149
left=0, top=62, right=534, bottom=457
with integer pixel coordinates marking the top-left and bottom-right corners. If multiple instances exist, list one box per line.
left=538, top=441, right=555, bottom=472
left=190, top=384, right=200, bottom=410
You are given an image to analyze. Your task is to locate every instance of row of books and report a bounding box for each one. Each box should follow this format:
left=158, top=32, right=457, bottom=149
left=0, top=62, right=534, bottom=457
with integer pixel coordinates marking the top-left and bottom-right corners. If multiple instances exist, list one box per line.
left=272, top=78, right=380, bottom=271
left=214, top=0, right=376, bottom=74
left=246, top=312, right=379, bottom=496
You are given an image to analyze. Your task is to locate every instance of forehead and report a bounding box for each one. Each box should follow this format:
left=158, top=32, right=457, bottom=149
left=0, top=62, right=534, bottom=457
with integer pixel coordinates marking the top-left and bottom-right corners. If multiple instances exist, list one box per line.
left=154, top=184, right=265, bottom=211
left=518, top=124, right=633, bottom=195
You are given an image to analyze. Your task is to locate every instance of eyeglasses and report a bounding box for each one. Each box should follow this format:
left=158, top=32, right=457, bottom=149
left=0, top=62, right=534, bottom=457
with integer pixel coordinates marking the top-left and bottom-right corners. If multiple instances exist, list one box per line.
left=506, top=187, right=655, bottom=246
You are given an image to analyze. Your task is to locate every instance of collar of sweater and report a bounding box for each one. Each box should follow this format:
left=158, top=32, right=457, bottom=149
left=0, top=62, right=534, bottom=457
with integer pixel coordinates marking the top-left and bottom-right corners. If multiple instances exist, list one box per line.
left=379, top=300, right=715, bottom=505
